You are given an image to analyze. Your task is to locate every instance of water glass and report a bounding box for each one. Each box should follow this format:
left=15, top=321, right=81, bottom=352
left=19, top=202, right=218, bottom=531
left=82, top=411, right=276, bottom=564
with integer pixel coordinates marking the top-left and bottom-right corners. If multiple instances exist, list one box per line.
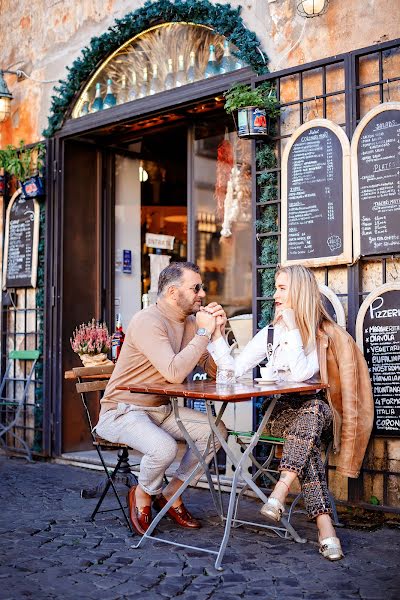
left=216, top=367, right=236, bottom=385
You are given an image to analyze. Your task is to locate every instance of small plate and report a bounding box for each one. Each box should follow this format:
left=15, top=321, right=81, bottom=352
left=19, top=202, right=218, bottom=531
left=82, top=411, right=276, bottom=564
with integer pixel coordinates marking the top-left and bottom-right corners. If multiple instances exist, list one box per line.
left=254, top=377, right=279, bottom=384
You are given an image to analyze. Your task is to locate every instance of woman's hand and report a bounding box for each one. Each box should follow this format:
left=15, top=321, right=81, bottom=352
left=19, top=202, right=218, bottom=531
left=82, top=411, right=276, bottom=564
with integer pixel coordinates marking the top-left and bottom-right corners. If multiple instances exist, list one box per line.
left=277, top=308, right=297, bottom=331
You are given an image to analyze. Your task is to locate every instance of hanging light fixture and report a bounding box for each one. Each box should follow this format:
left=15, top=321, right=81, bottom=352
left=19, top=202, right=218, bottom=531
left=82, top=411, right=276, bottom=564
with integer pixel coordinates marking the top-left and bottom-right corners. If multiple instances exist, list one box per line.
left=0, top=70, right=13, bottom=123
left=296, top=0, right=329, bottom=18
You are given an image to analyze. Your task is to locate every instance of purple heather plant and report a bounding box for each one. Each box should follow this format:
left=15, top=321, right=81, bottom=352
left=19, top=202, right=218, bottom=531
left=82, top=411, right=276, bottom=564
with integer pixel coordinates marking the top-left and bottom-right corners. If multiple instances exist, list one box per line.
left=70, top=319, right=112, bottom=356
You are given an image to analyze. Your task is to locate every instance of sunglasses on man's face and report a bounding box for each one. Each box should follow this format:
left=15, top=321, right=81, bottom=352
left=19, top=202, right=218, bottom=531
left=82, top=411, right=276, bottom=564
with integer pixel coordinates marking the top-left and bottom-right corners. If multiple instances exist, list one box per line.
left=190, top=283, right=207, bottom=294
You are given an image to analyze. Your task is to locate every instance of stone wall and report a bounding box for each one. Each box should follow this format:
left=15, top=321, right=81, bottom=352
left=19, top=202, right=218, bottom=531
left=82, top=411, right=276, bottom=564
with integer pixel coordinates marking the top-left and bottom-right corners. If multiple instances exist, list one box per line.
left=0, top=0, right=398, bottom=145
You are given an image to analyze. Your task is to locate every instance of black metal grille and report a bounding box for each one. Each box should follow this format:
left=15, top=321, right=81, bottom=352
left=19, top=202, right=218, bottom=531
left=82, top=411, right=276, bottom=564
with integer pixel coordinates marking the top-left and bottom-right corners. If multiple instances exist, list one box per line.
left=1, top=290, right=44, bottom=456
left=251, top=38, right=400, bottom=511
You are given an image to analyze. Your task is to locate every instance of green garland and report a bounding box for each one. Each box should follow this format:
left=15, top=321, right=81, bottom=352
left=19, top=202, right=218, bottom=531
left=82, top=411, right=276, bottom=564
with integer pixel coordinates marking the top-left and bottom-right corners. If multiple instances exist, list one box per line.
left=43, top=0, right=269, bottom=137
left=256, top=141, right=278, bottom=329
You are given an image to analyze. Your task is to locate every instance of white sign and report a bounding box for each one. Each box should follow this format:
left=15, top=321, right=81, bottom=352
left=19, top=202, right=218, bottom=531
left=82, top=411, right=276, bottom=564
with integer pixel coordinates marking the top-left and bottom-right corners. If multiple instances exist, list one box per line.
left=145, top=233, right=175, bottom=251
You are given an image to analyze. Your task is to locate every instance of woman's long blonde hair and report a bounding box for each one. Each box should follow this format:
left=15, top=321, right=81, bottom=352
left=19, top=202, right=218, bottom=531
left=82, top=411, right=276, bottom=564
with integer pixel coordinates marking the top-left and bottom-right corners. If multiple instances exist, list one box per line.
left=274, top=265, right=333, bottom=352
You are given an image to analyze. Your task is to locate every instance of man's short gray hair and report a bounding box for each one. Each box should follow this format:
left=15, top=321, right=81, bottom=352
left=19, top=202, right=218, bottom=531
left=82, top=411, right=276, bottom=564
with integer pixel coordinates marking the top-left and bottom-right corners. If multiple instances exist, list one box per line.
left=158, top=262, right=200, bottom=296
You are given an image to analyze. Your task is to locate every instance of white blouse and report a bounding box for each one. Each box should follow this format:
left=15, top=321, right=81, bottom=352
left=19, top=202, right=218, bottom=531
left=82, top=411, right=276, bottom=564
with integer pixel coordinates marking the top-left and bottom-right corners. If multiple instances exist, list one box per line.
left=207, top=322, right=319, bottom=382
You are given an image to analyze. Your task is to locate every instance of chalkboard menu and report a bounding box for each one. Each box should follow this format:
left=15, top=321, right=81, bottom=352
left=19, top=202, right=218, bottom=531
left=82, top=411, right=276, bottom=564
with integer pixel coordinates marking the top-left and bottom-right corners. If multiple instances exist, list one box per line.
left=2, top=189, right=40, bottom=289
left=356, top=284, right=400, bottom=437
left=281, top=119, right=352, bottom=267
left=352, top=103, right=400, bottom=258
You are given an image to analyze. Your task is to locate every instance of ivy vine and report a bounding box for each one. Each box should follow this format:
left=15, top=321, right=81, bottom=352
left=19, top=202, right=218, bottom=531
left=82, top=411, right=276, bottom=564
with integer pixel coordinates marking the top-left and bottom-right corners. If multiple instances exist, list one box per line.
left=255, top=140, right=279, bottom=329
left=43, top=0, right=269, bottom=137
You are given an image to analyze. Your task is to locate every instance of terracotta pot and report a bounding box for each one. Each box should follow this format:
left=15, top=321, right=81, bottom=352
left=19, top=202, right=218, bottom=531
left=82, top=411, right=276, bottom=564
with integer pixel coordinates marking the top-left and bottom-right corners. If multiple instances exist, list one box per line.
left=79, top=353, right=113, bottom=367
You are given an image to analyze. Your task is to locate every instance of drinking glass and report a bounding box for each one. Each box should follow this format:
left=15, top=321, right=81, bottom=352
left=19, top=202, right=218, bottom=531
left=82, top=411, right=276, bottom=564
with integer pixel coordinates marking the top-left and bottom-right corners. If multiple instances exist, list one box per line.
left=216, top=367, right=236, bottom=385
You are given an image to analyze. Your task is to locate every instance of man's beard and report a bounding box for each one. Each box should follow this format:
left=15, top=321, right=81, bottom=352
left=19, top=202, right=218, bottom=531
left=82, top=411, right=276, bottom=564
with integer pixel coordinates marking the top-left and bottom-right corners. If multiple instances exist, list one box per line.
left=177, top=290, right=202, bottom=316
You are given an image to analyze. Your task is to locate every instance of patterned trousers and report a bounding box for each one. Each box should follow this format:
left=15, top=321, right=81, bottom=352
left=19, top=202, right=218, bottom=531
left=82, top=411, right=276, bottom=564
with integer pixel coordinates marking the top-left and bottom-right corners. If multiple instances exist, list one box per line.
left=266, top=393, right=333, bottom=520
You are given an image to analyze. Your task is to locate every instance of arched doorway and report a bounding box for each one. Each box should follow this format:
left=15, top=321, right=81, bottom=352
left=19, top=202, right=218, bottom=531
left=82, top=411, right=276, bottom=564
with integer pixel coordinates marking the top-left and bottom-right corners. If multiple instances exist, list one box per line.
left=48, top=11, right=266, bottom=455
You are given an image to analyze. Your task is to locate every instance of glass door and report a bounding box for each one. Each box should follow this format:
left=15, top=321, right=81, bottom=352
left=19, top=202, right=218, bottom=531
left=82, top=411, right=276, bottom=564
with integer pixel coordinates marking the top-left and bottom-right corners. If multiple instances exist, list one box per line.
left=192, top=121, right=253, bottom=318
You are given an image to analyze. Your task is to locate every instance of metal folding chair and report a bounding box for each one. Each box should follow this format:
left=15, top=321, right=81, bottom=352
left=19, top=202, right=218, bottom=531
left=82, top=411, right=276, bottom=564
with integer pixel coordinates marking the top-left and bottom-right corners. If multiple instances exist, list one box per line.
left=0, top=349, right=40, bottom=462
left=70, top=365, right=139, bottom=533
left=229, top=431, right=341, bottom=530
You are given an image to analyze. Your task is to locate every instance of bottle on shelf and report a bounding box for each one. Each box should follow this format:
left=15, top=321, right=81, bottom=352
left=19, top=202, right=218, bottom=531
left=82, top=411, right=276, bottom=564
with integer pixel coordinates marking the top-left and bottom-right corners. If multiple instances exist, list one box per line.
left=80, top=92, right=90, bottom=116
left=103, top=79, right=117, bottom=109
left=176, top=54, right=186, bottom=87
left=118, top=74, right=128, bottom=104
left=219, top=40, right=233, bottom=74
left=204, top=44, right=219, bottom=78
left=138, top=67, right=148, bottom=98
left=111, top=313, right=125, bottom=363
left=187, top=51, right=197, bottom=83
left=164, top=58, right=175, bottom=90
left=149, top=63, right=161, bottom=95
left=233, top=55, right=246, bottom=70
left=142, top=293, right=150, bottom=309
left=91, top=82, right=103, bottom=112
left=128, top=70, right=137, bottom=101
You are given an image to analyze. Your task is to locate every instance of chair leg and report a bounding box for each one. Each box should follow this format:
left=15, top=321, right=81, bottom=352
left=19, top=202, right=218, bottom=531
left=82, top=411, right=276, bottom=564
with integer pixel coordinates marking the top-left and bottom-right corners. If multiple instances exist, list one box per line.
left=90, top=447, right=134, bottom=533
left=81, top=447, right=138, bottom=498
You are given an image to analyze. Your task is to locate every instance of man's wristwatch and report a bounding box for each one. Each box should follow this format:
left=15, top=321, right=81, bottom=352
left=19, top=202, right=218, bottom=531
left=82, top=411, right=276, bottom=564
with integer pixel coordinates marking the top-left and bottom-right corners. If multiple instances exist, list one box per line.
left=196, top=327, right=212, bottom=340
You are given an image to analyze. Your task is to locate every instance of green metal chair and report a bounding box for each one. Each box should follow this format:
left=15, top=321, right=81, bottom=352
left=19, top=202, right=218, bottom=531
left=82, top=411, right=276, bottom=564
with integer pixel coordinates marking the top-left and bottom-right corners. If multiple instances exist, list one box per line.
left=0, top=349, right=40, bottom=462
left=229, top=430, right=341, bottom=529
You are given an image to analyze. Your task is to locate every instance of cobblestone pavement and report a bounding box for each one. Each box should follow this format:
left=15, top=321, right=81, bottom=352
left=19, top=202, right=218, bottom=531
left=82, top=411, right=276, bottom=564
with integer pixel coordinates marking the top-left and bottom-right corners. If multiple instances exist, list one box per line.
left=0, top=456, right=399, bottom=600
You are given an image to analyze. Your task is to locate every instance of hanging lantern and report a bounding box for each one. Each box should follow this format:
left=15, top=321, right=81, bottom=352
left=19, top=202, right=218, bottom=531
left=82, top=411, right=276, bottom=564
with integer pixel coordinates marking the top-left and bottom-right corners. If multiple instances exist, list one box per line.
left=296, top=0, right=329, bottom=18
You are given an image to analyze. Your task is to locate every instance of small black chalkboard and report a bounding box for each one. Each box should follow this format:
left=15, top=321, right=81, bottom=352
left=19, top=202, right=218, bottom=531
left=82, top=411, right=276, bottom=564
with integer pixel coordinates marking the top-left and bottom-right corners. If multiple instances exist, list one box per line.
left=281, top=119, right=352, bottom=267
left=352, top=103, right=400, bottom=258
left=357, top=286, right=400, bottom=437
left=3, top=190, right=39, bottom=289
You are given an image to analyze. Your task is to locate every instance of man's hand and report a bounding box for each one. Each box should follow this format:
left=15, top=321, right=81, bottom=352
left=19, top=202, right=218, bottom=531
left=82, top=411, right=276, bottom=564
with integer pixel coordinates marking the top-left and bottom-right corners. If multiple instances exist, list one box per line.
left=201, top=303, right=227, bottom=340
left=196, top=310, right=216, bottom=335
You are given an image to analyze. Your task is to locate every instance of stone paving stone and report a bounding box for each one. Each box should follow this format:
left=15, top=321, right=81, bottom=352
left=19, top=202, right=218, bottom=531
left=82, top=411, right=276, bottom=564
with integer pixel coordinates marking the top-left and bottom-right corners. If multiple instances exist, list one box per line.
left=1, top=456, right=400, bottom=600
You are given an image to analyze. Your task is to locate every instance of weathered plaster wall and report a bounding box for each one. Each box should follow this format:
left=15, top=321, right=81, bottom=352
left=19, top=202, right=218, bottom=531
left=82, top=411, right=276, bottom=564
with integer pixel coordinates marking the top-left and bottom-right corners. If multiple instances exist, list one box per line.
left=0, top=0, right=398, bottom=145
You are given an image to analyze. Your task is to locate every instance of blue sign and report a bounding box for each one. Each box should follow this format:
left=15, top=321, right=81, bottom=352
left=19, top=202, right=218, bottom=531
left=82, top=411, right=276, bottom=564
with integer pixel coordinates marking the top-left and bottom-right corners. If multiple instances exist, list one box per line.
left=122, top=250, right=132, bottom=274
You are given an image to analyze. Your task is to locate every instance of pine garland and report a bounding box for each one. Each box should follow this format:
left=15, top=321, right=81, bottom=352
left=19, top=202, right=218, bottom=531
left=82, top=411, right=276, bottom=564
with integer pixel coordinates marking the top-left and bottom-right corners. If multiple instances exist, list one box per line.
left=43, top=0, right=269, bottom=137
left=255, top=141, right=279, bottom=329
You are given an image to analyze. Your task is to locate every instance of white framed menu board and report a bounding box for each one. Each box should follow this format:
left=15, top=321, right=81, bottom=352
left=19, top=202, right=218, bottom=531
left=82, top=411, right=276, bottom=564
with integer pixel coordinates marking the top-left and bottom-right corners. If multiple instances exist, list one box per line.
left=351, top=102, right=400, bottom=260
left=281, top=118, right=352, bottom=267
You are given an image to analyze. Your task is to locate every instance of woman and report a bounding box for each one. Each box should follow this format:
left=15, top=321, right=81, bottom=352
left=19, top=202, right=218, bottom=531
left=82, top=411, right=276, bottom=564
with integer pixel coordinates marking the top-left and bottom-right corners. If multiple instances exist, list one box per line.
left=208, top=265, right=373, bottom=561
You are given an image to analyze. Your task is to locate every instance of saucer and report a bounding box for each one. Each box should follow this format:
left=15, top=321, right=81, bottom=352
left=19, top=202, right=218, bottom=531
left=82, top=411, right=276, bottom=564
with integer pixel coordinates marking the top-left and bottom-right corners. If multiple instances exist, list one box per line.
left=254, top=377, right=279, bottom=384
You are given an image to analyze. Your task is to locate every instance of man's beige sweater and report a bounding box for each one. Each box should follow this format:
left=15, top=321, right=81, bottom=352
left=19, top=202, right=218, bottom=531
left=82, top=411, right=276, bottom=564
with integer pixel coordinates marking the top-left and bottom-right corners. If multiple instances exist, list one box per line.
left=100, top=297, right=217, bottom=414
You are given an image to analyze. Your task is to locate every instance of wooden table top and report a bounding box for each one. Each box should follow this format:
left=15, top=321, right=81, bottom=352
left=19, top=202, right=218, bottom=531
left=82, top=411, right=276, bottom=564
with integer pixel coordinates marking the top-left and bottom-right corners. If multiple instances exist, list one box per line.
left=117, top=379, right=328, bottom=402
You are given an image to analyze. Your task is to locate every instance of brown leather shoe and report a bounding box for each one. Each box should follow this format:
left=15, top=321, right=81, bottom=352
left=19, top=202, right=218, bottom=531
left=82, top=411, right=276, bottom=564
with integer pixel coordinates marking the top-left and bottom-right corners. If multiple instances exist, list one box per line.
left=153, top=494, right=201, bottom=529
left=127, top=485, right=152, bottom=535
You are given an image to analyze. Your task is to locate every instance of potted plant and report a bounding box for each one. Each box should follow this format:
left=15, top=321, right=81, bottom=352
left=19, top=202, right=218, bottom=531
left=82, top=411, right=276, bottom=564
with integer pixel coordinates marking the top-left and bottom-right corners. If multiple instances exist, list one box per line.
left=224, top=82, right=280, bottom=138
left=70, top=318, right=113, bottom=367
left=0, top=140, right=45, bottom=197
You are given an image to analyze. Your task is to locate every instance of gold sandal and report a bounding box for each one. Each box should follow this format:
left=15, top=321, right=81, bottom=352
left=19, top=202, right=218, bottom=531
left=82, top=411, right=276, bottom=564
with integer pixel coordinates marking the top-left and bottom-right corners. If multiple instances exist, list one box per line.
left=260, top=497, right=285, bottom=522
left=319, top=536, right=344, bottom=561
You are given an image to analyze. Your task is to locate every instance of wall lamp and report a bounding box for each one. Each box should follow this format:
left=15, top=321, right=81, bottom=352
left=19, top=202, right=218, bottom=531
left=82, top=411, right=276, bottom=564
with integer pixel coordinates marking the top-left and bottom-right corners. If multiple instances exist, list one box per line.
left=0, top=70, right=20, bottom=124
left=297, top=0, right=329, bottom=18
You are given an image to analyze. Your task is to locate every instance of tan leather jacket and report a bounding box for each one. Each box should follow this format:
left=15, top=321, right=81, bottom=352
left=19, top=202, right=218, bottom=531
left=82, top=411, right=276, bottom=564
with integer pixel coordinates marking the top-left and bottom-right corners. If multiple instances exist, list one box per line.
left=317, top=320, right=374, bottom=478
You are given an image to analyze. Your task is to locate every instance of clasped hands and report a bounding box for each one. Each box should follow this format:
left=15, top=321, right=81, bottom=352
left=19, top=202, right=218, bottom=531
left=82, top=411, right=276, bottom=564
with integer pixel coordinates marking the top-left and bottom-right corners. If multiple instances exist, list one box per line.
left=196, top=302, right=227, bottom=341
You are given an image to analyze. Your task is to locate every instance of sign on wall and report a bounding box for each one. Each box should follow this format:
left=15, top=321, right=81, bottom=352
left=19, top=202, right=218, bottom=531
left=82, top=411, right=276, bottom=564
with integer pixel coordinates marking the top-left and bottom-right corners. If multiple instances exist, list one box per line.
left=281, top=119, right=352, bottom=267
left=2, top=189, right=40, bottom=289
left=356, top=283, right=400, bottom=437
left=352, top=102, right=400, bottom=259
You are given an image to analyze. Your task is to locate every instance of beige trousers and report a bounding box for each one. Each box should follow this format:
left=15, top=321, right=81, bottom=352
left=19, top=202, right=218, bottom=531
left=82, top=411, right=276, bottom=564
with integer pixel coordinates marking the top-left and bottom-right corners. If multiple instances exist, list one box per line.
left=95, top=402, right=227, bottom=495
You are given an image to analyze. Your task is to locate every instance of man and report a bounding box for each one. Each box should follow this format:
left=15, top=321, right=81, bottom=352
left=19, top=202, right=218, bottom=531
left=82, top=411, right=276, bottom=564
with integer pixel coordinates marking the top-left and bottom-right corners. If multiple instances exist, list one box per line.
left=95, top=262, right=227, bottom=535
